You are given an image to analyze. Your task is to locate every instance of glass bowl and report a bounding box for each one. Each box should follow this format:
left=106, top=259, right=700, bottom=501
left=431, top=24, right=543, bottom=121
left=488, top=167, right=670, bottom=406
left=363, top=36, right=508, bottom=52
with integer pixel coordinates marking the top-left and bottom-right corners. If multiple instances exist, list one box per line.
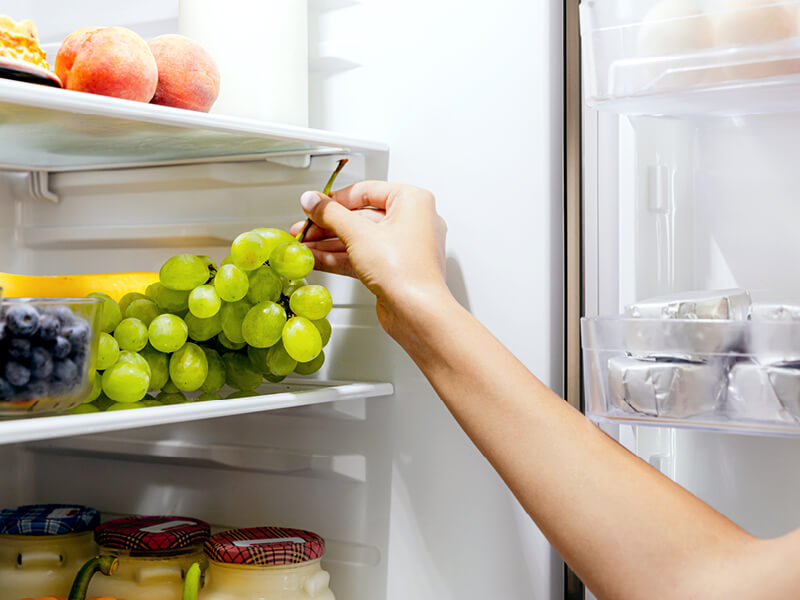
left=0, top=297, right=102, bottom=417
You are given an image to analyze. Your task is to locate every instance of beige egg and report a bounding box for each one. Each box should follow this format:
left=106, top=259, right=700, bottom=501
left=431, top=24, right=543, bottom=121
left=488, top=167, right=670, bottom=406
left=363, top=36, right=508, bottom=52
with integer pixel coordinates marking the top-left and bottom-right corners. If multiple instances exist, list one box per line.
left=712, top=0, right=799, bottom=79
left=637, top=0, right=713, bottom=88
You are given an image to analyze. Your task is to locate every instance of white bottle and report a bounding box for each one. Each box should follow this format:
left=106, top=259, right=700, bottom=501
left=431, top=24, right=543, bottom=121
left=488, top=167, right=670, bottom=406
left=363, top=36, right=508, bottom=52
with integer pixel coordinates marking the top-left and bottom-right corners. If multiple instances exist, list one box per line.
left=179, top=0, right=309, bottom=126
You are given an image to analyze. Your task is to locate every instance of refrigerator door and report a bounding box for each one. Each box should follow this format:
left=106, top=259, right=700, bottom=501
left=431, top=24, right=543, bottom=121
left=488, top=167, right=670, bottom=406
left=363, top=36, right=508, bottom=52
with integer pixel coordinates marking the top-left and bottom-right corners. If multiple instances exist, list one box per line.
left=0, top=2, right=566, bottom=600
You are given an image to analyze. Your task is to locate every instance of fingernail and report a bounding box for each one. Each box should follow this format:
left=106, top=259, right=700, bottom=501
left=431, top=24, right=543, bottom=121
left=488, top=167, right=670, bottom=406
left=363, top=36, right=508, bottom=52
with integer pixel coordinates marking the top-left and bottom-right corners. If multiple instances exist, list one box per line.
left=300, top=191, right=321, bottom=212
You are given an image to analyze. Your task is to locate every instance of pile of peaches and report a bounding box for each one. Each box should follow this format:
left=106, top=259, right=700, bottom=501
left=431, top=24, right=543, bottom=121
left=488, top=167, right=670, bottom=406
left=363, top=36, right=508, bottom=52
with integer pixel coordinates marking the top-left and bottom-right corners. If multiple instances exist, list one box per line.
left=55, top=27, right=219, bottom=112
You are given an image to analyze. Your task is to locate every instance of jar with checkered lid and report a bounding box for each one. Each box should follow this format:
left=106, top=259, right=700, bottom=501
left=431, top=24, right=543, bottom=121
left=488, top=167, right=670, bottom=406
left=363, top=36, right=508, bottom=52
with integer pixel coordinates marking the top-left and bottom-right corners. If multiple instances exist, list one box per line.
left=87, top=515, right=210, bottom=600
left=0, top=503, right=100, bottom=599
left=200, top=526, right=334, bottom=599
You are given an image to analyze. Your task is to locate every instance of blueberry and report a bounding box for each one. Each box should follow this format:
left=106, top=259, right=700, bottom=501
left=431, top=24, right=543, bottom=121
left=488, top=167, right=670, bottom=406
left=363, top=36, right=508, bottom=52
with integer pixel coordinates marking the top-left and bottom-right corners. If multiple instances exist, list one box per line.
left=54, top=359, right=79, bottom=385
left=30, top=347, right=54, bottom=380
left=51, top=337, right=71, bottom=359
left=66, top=323, right=89, bottom=350
left=5, top=304, right=40, bottom=337
left=21, top=380, right=49, bottom=400
left=49, top=306, right=76, bottom=328
left=71, top=344, right=88, bottom=368
left=5, top=361, right=30, bottom=387
left=0, top=377, right=12, bottom=400
left=0, top=321, right=5, bottom=343
left=37, top=313, right=61, bottom=340
left=7, top=338, right=32, bottom=361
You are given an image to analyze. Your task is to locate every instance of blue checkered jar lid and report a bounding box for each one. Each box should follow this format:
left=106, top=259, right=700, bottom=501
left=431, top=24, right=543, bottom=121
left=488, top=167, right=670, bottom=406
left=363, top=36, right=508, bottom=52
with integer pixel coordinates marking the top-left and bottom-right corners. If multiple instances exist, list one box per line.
left=0, top=504, right=100, bottom=535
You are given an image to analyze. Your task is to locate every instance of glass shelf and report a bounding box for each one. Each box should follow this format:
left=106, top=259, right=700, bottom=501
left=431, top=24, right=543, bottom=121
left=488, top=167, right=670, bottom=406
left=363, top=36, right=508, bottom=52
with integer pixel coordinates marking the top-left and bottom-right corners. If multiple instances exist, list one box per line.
left=0, top=78, right=387, bottom=171
left=0, top=380, right=394, bottom=445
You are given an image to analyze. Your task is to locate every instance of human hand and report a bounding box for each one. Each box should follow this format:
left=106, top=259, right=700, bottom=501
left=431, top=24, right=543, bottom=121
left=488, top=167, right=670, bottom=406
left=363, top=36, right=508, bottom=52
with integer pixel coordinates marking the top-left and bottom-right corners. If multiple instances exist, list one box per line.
left=290, top=181, right=449, bottom=335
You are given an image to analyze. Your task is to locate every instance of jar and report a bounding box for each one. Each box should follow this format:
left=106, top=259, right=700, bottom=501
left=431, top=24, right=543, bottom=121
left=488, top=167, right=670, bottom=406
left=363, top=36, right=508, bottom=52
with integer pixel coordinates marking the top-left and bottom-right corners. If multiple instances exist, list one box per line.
left=201, top=527, right=334, bottom=600
left=0, top=503, right=100, bottom=599
left=88, top=515, right=210, bottom=600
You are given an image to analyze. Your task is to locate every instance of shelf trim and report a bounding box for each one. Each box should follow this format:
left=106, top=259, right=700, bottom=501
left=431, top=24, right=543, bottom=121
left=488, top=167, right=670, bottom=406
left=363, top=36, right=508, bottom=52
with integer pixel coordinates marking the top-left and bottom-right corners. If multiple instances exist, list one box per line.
left=0, top=381, right=394, bottom=446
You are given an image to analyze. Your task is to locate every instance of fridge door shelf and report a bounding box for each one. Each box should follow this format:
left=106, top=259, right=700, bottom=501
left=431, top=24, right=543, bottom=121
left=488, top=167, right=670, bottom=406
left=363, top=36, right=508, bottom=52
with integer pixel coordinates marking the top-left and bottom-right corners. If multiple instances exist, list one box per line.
left=581, top=0, right=800, bottom=116
left=0, top=380, right=394, bottom=446
left=0, top=78, right=388, bottom=172
left=582, top=316, right=800, bottom=437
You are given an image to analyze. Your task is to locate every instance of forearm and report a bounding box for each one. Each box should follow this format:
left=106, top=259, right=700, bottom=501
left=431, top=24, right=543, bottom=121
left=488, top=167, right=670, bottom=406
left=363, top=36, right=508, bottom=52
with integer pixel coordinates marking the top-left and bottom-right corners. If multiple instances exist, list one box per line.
left=389, top=290, right=755, bottom=600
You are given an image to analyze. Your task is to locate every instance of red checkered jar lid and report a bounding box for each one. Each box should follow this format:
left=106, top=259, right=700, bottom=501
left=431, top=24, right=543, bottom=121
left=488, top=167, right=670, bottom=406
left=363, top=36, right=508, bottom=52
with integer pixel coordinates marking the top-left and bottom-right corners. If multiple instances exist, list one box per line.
left=205, top=527, right=325, bottom=566
left=95, top=516, right=210, bottom=552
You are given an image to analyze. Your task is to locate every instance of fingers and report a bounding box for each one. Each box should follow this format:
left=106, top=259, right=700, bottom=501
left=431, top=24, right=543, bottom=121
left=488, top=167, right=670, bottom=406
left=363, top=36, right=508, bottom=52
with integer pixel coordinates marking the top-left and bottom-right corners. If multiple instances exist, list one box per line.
left=305, top=239, right=347, bottom=252
left=329, top=180, right=401, bottom=210
left=299, top=191, right=371, bottom=243
left=291, top=207, right=387, bottom=242
left=308, top=249, right=356, bottom=278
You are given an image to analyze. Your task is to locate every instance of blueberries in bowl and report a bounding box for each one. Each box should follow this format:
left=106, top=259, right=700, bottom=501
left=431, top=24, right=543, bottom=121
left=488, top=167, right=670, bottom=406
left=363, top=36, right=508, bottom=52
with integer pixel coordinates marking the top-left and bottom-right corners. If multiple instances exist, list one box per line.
left=0, top=299, right=102, bottom=414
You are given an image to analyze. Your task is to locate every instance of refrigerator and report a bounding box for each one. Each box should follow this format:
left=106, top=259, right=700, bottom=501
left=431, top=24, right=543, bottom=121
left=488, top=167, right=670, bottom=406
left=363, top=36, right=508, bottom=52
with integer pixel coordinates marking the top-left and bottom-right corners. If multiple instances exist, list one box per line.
left=0, top=1, right=564, bottom=600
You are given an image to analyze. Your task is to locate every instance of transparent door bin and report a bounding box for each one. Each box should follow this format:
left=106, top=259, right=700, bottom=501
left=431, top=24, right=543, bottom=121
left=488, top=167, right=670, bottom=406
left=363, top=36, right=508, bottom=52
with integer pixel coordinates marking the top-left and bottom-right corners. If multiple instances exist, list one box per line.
left=582, top=317, right=800, bottom=436
left=580, top=0, right=800, bottom=115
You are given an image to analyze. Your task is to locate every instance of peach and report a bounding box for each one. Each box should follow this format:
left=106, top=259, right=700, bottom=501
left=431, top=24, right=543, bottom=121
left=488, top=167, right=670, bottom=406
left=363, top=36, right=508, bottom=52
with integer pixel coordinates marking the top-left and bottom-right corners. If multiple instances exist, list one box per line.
left=55, top=27, right=158, bottom=102
left=148, top=34, right=220, bottom=112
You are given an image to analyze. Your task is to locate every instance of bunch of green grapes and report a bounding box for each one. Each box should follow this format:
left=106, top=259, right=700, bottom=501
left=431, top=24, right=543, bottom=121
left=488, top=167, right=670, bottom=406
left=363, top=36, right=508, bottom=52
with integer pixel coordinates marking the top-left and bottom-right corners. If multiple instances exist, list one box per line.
left=72, top=228, right=333, bottom=414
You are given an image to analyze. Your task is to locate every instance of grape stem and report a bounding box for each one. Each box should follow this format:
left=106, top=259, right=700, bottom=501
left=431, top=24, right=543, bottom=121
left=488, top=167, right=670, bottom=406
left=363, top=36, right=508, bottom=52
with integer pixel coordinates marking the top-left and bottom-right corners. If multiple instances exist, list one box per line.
left=296, top=158, right=349, bottom=243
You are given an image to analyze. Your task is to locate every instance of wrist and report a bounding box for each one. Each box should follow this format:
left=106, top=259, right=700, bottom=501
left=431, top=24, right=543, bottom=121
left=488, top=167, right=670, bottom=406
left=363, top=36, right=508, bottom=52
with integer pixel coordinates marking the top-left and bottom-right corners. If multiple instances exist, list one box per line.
left=377, top=281, right=459, bottom=346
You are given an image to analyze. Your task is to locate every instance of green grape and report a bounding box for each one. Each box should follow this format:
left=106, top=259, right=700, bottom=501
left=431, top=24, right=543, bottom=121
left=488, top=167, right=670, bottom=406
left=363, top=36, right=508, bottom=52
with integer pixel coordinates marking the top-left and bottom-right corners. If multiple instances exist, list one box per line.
left=88, top=292, right=122, bottom=333
left=312, top=318, right=332, bottom=347
left=125, top=298, right=160, bottom=326
left=198, top=255, right=218, bottom=274
left=289, top=285, right=332, bottom=320
left=102, top=361, right=149, bottom=403
left=231, top=231, right=270, bottom=271
left=117, top=350, right=151, bottom=379
left=106, top=401, right=148, bottom=411
left=247, top=345, right=269, bottom=375
left=113, top=318, right=148, bottom=352
left=198, top=392, right=222, bottom=401
left=69, top=403, right=100, bottom=414
left=220, top=255, right=234, bottom=267
left=222, top=352, right=262, bottom=391
left=119, top=292, right=148, bottom=315
left=217, top=331, right=246, bottom=351
left=169, top=342, right=209, bottom=392
left=200, top=347, right=226, bottom=393
left=85, top=369, right=102, bottom=403
left=214, top=264, right=249, bottom=302
left=252, top=227, right=295, bottom=256
left=162, top=379, right=180, bottom=393
left=294, top=350, right=325, bottom=375
left=155, top=391, right=188, bottom=405
left=159, top=254, right=210, bottom=290
left=269, top=241, right=315, bottom=280
left=281, top=277, right=307, bottom=297
left=241, top=301, right=286, bottom=348
left=227, top=390, right=256, bottom=399
left=263, top=372, right=286, bottom=383
left=145, top=282, right=160, bottom=301
left=247, top=265, right=282, bottom=304
left=220, top=299, right=253, bottom=344
left=153, top=283, right=190, bottom=313
left=148, top=313, right=188, bottom=353
left=96, top=332, right=120, bottom=370
left=282, top=316, right=322, bottom=363
left=185, top=311, right=223, bottom=342
left=188, top=284, right=221, bottom=318
left=266, top=341, right=297, bottom=376
left=139, top=345, right=169, bottom=391
left=140, top=398, right=163, bottom=407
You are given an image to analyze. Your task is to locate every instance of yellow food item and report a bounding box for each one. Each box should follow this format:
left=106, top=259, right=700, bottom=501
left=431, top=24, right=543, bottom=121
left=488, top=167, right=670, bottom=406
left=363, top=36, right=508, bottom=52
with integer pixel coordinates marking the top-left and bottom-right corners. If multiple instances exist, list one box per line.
left=0, top=272, right=158, bottom=301
left=0, top=15, right=49, bottom=69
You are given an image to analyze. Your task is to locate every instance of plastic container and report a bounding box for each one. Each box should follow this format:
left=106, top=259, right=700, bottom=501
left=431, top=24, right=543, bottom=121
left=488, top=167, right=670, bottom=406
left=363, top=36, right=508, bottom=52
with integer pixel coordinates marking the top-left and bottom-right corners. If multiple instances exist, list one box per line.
left=580, top=0, right=800, bottom=113
left=0, top=503, right=100, bottom=599
left=582, top=315, right=800, bottom=436
left=0, top=297, right=102, bottom=416
left=201, top=527, right=334, bottom=600
left=87, top=516, right=210, bottom=600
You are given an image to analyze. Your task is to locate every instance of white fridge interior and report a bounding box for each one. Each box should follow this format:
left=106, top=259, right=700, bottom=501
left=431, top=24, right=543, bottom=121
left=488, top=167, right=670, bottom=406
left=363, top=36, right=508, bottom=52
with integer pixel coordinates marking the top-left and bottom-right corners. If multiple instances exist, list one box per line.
left=581, top=2, right=800, bottom=597
left=0, top=1, right=565, bottom=599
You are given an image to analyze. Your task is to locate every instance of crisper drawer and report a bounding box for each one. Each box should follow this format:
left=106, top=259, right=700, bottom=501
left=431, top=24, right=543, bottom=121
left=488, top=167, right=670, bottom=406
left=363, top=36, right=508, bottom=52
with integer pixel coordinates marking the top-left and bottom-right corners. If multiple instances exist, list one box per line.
left=582, top=316, right=800, bottom=436
left=580, top=0, right=800, bottom=114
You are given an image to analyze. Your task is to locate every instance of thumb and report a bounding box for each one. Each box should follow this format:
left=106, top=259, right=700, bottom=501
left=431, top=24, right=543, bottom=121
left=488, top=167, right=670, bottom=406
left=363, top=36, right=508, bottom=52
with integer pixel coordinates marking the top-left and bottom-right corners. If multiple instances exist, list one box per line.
left=300, top=191, right=366, bottom=242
